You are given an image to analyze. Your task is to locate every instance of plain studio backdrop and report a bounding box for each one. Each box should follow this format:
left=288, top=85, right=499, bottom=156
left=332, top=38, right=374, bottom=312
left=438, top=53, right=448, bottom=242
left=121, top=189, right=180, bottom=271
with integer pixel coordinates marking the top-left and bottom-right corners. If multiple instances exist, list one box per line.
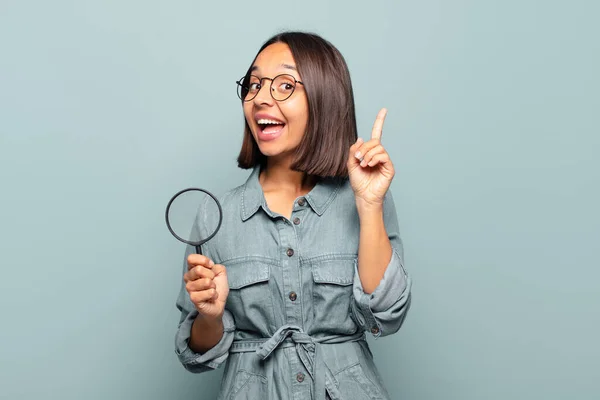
left=1, top=1, right=598, bottom=399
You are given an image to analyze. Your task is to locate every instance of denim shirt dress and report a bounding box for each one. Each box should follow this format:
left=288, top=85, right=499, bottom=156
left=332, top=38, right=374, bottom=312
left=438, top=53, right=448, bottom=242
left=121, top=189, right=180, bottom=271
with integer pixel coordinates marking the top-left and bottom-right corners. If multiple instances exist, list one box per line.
left=174, top=166, right=412, bottom=400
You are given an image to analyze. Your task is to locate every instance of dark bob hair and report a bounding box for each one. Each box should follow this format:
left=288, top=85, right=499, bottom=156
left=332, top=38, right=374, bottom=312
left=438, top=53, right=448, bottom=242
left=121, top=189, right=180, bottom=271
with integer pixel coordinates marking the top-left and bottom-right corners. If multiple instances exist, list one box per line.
left=236, top=31, right=358, bottom=178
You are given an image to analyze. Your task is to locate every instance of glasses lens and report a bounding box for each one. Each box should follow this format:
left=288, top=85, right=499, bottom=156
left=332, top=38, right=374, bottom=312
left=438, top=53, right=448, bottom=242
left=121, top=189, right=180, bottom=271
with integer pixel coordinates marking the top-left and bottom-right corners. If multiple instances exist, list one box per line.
left=238, top=75, right=262, bottom=101
left=237, top=75, right=251, bottom=101
left=272, top=75, right=296, bottom=101
left=246, top=75, right=262, bottom=101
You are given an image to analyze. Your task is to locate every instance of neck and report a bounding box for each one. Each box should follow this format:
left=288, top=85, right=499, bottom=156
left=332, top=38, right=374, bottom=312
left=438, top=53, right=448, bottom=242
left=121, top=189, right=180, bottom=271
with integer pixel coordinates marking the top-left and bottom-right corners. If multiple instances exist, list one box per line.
left=260, top=156, right=317, bottom=194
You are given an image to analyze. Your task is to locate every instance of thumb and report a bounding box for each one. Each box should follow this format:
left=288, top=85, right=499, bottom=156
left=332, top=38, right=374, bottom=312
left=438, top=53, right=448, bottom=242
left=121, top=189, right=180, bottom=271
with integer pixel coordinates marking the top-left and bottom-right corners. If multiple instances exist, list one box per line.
left=212, top=263, right=227, bottom=277
left=348, top=137, right=363, bottom=166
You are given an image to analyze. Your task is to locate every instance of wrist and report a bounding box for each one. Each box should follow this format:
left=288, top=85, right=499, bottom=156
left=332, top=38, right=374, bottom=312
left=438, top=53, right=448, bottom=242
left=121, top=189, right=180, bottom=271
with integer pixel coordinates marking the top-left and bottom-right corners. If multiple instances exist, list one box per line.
left=356, top=198, right=384, bottom=216
left=197, top=312, right=223, bottom=328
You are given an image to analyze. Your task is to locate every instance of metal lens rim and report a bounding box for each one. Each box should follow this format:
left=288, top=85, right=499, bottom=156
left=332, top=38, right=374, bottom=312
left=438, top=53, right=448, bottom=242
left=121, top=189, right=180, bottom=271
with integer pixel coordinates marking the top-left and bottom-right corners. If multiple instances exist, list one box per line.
left=237, top=74, right=295, bottom=102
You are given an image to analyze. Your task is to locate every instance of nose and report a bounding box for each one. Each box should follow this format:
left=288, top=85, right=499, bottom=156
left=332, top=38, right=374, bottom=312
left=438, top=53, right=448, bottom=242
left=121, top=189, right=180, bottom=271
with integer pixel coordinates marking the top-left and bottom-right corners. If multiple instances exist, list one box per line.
left=253, top=79, right=274, bottom=106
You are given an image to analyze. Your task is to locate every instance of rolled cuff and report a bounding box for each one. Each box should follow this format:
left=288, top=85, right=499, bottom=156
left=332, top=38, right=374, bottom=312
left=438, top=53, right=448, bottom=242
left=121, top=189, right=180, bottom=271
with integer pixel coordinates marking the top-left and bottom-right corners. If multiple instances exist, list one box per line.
left=352, top=249, right=412, bottom=338
left=174, top=309, right=236, bottom=373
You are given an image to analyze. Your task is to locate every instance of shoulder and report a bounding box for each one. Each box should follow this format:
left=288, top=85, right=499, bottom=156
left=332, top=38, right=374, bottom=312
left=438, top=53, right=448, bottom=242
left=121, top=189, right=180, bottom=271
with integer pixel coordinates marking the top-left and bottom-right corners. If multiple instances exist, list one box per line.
left=333, top=177, right=354, bottom=203
left=216, top=184, right=245, bottom=204
left=205, top=181, right=246, bottom=214
left=205, top=169, right=258, bottom=214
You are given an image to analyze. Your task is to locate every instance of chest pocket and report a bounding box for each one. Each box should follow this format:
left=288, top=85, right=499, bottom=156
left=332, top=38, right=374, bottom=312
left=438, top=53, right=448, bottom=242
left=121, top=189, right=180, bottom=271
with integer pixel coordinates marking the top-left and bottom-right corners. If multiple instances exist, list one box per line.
left=311, top=258, right=357, bottom=335
left=225, top=259, right=275, bottom=334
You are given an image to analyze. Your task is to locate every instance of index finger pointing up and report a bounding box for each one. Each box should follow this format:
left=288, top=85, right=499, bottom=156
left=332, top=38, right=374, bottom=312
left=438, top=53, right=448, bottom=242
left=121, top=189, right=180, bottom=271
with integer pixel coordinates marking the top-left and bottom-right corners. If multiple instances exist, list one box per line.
left=371, top=108, right=388, bottom=141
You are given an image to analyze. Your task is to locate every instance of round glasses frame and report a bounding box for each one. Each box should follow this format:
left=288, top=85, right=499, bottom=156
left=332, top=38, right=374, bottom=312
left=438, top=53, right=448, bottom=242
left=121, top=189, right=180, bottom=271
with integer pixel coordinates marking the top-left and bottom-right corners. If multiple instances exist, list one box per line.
left=236, top=74, right=304, bottom=102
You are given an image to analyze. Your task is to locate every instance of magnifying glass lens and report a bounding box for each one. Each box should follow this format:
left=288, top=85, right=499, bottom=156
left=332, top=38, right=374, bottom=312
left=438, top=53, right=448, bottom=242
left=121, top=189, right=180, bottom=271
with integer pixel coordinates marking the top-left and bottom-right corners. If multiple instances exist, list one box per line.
left=165, top=188, right=222, bottom=253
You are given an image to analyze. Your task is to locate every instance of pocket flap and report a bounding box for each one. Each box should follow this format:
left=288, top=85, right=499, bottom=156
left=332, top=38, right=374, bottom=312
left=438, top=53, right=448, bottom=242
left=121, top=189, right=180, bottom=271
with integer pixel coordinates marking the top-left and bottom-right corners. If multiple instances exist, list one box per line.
left=226, top=262, right=270, bottom=289
left=311, top=259, right=354, bottom=285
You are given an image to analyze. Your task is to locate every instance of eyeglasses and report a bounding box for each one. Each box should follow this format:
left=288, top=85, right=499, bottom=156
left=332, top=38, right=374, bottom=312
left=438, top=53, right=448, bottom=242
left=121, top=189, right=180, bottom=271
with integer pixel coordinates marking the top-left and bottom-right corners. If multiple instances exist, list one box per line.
left=236, top=74, right=304, bottom=102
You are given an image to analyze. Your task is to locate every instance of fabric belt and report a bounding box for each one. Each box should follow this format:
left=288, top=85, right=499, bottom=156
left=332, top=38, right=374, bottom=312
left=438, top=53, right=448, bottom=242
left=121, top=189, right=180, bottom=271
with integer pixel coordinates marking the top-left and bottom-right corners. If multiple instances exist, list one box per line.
left=230, top=325, right=366, bottom=400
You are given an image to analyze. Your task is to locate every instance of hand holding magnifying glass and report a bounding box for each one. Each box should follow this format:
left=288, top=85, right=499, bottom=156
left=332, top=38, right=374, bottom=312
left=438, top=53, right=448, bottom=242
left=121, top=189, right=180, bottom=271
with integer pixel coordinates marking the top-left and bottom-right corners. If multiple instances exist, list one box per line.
left=165, top=187, right=229, bottom=319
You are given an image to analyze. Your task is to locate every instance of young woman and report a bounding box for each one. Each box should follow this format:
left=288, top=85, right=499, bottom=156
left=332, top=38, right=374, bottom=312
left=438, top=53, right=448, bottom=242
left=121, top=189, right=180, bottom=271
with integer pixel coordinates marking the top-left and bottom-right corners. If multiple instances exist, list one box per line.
left=174, top=31, right=412, bottom=400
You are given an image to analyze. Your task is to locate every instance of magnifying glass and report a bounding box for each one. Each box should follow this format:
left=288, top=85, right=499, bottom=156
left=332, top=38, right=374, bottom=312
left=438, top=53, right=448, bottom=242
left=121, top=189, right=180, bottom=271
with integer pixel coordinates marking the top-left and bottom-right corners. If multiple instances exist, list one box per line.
left=165, top=188, right=223, bottom=255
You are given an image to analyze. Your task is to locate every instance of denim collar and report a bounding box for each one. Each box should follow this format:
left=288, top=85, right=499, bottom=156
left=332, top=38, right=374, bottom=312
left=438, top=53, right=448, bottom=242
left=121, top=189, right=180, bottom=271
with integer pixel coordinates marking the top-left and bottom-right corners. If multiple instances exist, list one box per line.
left=240, top=165, right=343, bottom=221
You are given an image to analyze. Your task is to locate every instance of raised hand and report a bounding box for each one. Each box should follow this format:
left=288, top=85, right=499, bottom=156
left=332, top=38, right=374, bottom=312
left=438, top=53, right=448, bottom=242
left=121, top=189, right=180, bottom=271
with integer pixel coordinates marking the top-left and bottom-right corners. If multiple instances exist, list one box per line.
left=184, top=254, right=229, bottom=320
left=348, top=108, right=395, bottom=207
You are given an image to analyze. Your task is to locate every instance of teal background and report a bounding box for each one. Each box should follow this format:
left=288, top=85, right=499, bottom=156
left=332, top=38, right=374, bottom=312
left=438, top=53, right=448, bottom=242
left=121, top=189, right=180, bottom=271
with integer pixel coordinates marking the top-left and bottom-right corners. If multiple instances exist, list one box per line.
left=1, top=1, right=598, bottom=399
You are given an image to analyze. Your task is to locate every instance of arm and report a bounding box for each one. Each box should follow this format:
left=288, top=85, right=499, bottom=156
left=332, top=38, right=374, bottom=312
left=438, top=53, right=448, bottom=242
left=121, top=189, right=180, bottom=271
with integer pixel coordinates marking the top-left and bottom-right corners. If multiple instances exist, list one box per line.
left=175, top=296, right=235, bottom=373
left=347, top=108, right=411, bottom=337
left=189, top=313, right=224, bottom=354
left=356, top=198, right=393, bottom=294
left=174, top=249, right=236, bottom=372
left=352, top=191, right=412, bottom=338
left=173, top=201, right=236, bottom=373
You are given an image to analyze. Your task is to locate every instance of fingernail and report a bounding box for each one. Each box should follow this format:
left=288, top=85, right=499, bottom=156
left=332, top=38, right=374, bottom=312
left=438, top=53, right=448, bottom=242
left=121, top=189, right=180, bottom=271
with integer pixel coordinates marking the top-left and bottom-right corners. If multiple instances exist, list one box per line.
left=356, top=137, right=363, bottom=144
left=209, top=260, right=214, bottom=267
left=355, top=151, right=362, bottom=159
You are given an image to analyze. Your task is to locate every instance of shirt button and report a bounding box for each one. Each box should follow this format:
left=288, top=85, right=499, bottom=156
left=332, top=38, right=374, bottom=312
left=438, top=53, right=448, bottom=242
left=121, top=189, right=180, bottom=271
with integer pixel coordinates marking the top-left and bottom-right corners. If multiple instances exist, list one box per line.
left=296, top=372, right=305, bottom=382
left=371, top=326, right=380, bottom=335
left=289, top=291, right=297, bottom=301
left=297, top=198, right=306, bottom=206
left=286, top=248, right=294, bottom=257
left=293, top=217, right=301, bottom=225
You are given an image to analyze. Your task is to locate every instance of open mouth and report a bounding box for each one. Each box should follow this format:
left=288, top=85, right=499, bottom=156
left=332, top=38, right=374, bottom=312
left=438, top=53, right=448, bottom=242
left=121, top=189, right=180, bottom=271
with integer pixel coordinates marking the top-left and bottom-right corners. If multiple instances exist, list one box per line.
left=257, top=118, right=286, bottom=136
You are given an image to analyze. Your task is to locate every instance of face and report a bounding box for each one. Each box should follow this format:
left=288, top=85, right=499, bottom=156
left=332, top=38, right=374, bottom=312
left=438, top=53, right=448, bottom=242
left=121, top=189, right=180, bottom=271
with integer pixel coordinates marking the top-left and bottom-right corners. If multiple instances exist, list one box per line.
left=243, top=42, right=309, bottom=163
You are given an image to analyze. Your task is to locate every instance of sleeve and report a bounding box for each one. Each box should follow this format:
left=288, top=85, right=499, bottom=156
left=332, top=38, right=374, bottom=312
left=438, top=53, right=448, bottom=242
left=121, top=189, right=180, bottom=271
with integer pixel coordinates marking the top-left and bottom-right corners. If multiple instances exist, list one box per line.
left=173, top=197, right=236, bottom=373
left=351, top=190, right=412, bottom=339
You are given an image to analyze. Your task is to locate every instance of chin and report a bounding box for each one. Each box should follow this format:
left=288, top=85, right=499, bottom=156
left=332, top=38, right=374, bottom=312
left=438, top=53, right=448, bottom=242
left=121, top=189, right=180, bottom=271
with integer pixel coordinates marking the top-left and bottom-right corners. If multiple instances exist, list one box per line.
left=255, top=143, right=292, bottom=160
left=257, top=146, right=283, bottom=158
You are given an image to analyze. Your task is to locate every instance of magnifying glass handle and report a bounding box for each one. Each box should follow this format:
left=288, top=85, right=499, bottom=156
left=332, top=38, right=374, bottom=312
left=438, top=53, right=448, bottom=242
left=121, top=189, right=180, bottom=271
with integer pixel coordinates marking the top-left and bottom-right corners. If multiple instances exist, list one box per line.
left=195, top=245, right=202, bottom=255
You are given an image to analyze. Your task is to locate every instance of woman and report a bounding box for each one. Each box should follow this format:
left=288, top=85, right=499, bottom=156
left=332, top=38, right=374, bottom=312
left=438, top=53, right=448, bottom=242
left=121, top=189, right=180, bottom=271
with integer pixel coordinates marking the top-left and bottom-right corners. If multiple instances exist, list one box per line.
left=174, top=31, right=412, bottom=400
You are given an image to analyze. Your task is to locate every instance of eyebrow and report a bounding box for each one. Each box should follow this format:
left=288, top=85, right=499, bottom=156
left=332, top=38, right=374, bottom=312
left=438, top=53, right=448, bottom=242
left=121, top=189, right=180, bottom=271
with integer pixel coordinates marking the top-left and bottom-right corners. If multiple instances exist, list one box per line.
left=250, top=63, right=297, bottom=72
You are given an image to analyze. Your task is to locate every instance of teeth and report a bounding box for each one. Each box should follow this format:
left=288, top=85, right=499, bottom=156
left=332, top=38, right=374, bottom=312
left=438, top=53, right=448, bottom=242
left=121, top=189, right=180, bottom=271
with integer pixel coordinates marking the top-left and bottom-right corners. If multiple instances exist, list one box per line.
left=257, top=119, right=284, bottom=125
